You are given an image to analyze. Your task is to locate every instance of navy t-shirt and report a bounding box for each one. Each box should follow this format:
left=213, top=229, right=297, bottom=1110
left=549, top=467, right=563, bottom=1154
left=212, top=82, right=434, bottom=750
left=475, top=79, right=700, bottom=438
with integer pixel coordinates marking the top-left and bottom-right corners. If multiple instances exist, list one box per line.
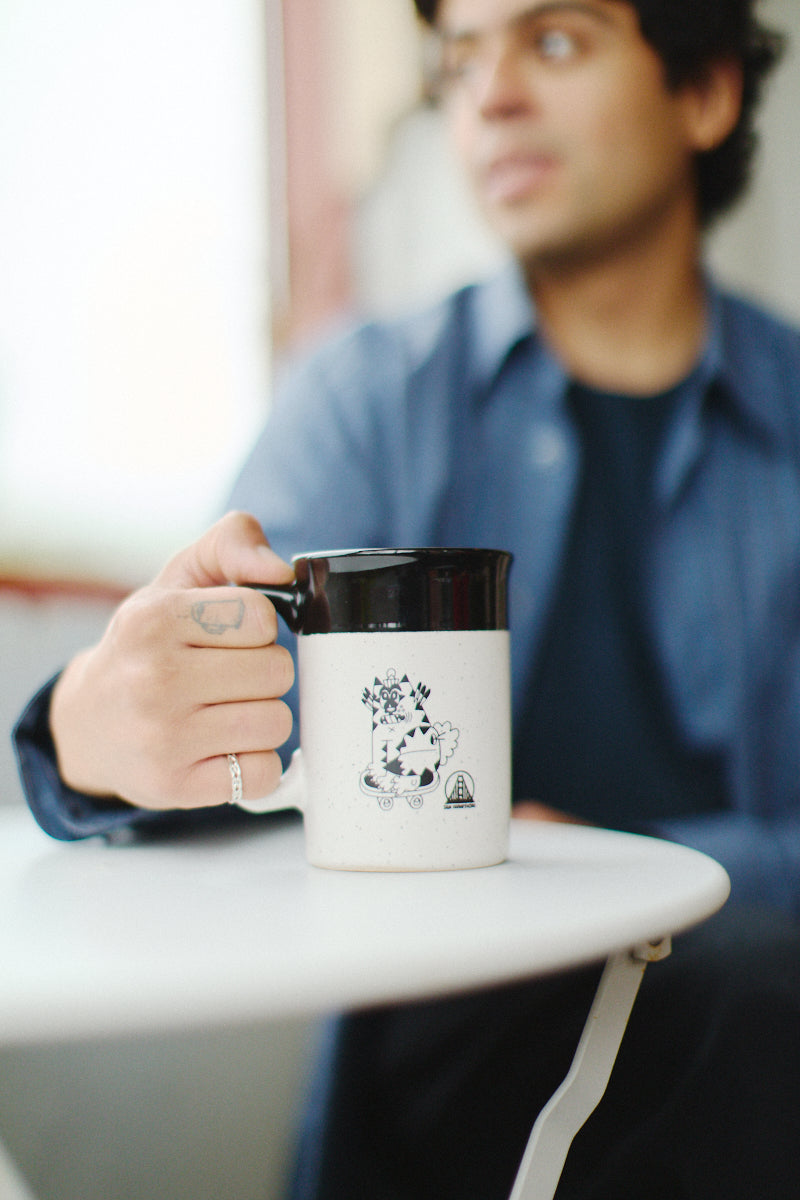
left=514, top=380, right=728, bottom=829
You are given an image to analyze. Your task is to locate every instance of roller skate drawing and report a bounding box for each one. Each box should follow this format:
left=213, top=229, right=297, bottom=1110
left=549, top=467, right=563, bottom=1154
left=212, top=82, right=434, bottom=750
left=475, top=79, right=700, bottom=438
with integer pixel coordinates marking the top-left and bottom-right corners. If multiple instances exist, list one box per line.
left=360, top=669, right=459, bottom=809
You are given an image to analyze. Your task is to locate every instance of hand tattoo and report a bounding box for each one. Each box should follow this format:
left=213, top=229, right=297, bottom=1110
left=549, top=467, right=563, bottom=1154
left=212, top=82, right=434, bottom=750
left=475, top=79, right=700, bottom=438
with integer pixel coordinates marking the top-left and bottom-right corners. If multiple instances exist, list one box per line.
left=190, top=598, right=245, bottom=635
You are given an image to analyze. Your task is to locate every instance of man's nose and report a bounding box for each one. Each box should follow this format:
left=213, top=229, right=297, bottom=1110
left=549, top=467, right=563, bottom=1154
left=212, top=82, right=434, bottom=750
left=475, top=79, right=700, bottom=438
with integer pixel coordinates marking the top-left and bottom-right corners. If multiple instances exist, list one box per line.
left=473, top=42, right=535, bottom=119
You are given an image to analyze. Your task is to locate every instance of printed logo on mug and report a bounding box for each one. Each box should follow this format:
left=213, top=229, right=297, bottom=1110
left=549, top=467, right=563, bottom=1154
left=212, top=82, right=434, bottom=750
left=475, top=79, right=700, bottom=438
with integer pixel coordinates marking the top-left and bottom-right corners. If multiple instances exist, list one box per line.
left=240, top=548, right=512, bottom=872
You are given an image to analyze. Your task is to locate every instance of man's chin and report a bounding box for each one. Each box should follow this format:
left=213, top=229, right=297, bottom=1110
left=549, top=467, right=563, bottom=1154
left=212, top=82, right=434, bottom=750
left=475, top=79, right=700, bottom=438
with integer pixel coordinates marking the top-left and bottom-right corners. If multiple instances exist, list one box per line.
left=477, top=196, right=571, bottom=262
left=482, top=217, right=574, bottom=270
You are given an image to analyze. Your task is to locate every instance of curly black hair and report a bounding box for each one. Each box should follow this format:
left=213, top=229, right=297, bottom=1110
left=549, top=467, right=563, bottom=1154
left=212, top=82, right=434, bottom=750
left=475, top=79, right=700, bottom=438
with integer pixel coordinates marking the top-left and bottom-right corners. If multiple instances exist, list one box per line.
left=412, top=0, right=785, bottom=226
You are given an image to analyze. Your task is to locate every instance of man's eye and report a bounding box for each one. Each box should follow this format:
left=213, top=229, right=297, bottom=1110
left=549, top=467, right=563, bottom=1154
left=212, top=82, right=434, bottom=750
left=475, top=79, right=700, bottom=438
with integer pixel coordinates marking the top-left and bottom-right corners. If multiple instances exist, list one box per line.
left=441, top=47, right=477, bottom=83
left=537, top=28, right=579, bottom=60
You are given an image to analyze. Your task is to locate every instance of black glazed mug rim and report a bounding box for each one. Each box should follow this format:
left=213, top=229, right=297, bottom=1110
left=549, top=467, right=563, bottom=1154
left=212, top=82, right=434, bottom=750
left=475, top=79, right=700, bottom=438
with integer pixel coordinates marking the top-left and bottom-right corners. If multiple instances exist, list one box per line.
left=292, top=546, right=509, bottom=562
left=258, top=546, right=512, bottom=635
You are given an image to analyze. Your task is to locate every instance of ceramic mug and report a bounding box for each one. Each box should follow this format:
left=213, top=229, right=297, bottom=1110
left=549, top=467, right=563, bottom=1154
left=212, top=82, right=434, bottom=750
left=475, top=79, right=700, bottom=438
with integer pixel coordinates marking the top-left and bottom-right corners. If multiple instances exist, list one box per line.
left=238, top=547, right=512, bottom=871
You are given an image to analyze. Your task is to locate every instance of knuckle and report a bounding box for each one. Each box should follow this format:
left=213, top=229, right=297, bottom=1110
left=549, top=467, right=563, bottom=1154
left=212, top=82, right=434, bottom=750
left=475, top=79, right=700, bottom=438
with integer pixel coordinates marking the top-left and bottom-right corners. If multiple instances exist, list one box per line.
left=266, top=644, right=295, bottom=694
left=159, top=764, right=204, bottom=810
left=144, top=714, right=181, bottom=762
left=211, top=510, right=264, bottom=563
left=132, top=724, right=184, bottom=797
left=110, top=590, right=192, bottom=702
left=128, top=755, right=184, bottom=810
left=249, top=594, right=280, bottom=643
left=120, top=651, right=180, bottom=715
left=112, top=588, right=167, bottom=644
left=220, top=509, right=259, bottom=536
left=269, top=699, right=294, bottom=747
left=242, top=750, right=284, bottom=800
left=261, top=750, right=284, bottom=794
left=236, top=698, right=293, bottom=750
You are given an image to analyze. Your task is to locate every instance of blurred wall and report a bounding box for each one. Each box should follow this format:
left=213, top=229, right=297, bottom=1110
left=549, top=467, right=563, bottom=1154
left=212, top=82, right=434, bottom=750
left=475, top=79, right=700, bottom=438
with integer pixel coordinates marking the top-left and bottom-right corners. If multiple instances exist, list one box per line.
left=0, top=0, right=273, bottom=588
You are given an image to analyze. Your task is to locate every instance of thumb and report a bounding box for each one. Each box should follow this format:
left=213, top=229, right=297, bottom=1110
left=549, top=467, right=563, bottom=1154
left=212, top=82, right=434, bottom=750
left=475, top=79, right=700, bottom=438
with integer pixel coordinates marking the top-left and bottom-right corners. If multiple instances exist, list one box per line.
left=156, top=511, right=295, bottom=590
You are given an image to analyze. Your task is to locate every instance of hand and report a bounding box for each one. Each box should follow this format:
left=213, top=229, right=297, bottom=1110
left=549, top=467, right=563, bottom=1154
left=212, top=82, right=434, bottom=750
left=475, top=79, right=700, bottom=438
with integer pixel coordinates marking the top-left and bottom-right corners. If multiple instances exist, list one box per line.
left=512, top=800, right=590, bottom=825
left=50, top=511, right=296, bottom=811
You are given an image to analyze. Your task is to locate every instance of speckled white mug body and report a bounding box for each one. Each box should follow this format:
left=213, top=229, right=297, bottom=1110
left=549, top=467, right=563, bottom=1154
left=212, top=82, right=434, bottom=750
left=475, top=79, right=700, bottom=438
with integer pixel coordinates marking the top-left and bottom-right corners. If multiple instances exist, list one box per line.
left=295, top=629, right=511, bottom=870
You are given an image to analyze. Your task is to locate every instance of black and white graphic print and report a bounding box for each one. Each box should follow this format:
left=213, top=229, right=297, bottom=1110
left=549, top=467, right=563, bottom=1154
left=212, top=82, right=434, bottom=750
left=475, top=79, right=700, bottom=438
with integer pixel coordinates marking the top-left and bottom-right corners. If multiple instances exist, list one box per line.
left=360, top=668, right=459, bottom=809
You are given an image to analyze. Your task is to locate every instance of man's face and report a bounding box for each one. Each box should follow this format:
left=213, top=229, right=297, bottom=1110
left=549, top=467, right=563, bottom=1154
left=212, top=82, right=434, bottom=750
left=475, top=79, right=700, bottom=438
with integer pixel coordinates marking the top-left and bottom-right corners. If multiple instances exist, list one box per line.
left=435, top=0, right=707, bottom=271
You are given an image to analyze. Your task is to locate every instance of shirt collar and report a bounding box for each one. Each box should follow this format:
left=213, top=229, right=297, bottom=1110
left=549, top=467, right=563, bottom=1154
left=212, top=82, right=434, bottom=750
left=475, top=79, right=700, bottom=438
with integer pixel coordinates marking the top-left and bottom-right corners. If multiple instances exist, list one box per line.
left=469, top=262, right=729, bottom=404
left=705, top=281, right=788, bottom=448
left=469, top=259, right=538, bottom=388
left=468, top=266, right=785, bottom=446
left=655, top=278, right=792, bottom=504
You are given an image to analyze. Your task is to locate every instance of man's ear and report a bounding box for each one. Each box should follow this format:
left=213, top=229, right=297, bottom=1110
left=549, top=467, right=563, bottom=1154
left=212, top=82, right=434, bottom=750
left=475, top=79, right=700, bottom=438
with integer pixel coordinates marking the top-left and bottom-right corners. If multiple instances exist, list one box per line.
left=682, top=57, right=744, bottom=152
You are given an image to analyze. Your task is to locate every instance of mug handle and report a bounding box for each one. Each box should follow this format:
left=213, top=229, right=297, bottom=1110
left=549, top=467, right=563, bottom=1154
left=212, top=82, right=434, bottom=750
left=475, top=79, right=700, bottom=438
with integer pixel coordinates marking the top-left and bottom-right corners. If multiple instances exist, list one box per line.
left=234, top=747, right=307, bottom=815
left=252, top=584, right=306, bottom=633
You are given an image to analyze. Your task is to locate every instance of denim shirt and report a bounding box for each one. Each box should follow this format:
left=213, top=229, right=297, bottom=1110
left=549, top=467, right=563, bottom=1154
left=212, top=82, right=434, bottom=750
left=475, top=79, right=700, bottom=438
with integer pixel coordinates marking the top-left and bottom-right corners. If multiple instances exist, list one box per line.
left=15, top=265, right=800, bottom=915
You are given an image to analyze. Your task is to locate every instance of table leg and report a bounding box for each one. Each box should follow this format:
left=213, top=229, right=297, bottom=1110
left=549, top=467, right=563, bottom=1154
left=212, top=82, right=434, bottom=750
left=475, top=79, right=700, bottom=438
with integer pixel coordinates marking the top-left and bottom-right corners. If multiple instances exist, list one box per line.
left=0, top=1139, right=37, bottom=1200
left=508, top=937, right=671, bottom=1200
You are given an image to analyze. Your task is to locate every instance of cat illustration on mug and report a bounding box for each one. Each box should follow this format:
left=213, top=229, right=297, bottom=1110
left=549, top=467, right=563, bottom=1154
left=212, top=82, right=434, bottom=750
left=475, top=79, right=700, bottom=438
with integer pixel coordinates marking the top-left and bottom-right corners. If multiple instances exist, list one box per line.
left=360, top=668, right=459, bottom=809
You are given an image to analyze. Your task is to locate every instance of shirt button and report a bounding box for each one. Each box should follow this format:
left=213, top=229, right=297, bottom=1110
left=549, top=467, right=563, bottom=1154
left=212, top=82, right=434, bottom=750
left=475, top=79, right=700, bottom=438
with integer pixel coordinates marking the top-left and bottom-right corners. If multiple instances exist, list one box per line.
left=529, top=426, right=567, bottom=469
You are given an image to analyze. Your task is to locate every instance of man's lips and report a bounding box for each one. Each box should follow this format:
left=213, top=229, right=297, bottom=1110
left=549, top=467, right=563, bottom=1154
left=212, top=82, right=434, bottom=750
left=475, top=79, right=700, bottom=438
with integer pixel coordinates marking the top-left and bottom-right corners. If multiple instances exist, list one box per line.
left=481, top=152, right=558, bottom=204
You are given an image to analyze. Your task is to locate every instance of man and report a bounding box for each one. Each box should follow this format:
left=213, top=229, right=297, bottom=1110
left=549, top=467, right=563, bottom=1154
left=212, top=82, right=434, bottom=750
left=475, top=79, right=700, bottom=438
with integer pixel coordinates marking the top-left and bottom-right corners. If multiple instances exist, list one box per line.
left=14, top=0, right=800, bottom=1196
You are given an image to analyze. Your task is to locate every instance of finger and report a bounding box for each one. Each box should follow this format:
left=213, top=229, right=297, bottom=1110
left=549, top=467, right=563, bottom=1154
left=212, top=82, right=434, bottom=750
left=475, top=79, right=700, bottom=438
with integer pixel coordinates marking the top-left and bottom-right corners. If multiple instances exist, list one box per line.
left=175, top=644, right=295, bottom=706
left=107, top=698, right=292, bottom=811
left=176, top=587, right=287, bottom=649
left=186, top=749, right=285, bottom=809
left=157, top=511, right=295, bottom=592
left=512, top=800, right=589, bottom=825
left=185, top=697, right=294, bottom=760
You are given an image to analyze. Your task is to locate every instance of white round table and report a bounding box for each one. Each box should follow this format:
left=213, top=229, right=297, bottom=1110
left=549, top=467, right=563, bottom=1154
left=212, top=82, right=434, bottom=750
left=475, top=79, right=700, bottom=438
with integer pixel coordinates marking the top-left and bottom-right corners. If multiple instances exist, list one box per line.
left=1, top=808, right=728, bottom=1041
left=0, top=808, right=729, bottom=1199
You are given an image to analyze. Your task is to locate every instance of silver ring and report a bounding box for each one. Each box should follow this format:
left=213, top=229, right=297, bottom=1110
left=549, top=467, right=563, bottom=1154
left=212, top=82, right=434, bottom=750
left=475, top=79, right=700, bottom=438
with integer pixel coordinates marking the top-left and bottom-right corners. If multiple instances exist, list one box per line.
left=227, top=753, right=243, bottom=806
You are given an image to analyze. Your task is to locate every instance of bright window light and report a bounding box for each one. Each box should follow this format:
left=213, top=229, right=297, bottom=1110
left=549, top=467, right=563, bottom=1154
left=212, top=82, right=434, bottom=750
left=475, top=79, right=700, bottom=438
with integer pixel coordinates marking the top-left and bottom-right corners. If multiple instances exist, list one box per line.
left=0, top=0, right=271, bottom=585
